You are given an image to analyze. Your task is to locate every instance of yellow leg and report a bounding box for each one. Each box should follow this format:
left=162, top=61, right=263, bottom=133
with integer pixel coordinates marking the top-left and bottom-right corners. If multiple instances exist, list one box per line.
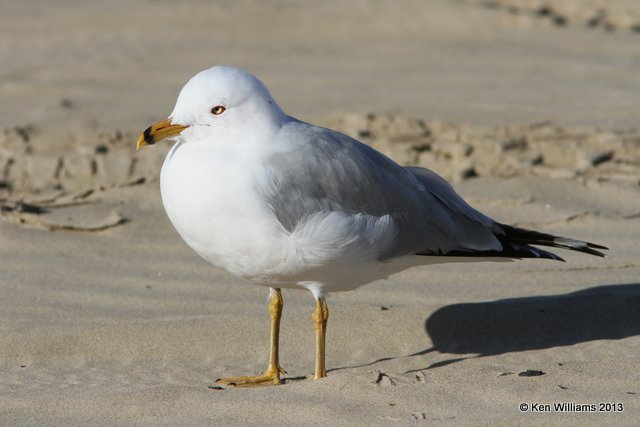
left=312, top=296, right=329, bottom=379
left=216, top=288, right=285, bottom=387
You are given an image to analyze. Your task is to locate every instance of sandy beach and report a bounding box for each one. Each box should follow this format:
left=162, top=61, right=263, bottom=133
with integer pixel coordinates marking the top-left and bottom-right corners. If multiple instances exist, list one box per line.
left=1, top=1, right=639, bottom=425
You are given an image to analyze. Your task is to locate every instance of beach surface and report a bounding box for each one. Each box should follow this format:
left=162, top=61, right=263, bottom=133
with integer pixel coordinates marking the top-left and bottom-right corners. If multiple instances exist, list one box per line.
left=1, top=1, right=639, bottom=425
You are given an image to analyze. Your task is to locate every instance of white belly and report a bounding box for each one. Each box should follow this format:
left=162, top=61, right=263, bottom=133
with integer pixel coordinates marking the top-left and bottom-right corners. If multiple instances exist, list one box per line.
left=159, top=139, right=409, bottom=293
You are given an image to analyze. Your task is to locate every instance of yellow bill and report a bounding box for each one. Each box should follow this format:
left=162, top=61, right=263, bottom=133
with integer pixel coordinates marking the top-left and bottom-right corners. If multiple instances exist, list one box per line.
left=136, top=118, right=187, bottom=150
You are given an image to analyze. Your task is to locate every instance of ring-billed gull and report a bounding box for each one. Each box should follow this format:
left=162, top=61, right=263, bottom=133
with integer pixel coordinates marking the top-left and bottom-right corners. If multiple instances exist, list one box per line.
left=136, top=66, right=607, bottom=386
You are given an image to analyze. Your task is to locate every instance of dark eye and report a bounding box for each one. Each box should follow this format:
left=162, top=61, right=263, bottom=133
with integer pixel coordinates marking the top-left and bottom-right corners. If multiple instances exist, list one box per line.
left=211, top=105, right=226, bottom=115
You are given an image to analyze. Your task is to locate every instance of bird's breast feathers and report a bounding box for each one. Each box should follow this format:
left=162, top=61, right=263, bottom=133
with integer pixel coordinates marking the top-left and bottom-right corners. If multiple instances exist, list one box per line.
left=159, top=137, right=400, bottom=289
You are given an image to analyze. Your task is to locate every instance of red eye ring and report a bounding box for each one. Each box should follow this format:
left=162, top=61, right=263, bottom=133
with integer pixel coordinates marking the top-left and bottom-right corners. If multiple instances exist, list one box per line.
left=211, top=105, right=226, bottom=115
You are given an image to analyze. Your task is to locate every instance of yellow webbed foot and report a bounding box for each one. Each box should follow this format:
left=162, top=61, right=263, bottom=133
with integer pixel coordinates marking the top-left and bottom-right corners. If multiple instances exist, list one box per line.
left=216, top=365, right=286, bottom=387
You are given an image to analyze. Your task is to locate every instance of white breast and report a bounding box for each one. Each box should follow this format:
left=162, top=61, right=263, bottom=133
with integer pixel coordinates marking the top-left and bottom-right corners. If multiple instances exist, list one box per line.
left=160, top=139, right=286, bottom=280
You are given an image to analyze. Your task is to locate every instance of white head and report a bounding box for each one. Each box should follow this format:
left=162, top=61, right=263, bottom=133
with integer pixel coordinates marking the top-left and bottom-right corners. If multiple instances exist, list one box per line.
left=171, top=66, right=285, bottom=125
left=137, top=66, right=287, bottom=149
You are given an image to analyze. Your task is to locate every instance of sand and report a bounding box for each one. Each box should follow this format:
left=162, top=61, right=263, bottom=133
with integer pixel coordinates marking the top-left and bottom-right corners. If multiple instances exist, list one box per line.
left=1, top=1, right=639, bottom=425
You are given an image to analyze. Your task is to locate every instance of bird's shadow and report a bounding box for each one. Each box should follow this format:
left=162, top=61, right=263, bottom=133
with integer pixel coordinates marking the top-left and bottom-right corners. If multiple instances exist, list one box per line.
left=330, top=282, right=640, bottom=374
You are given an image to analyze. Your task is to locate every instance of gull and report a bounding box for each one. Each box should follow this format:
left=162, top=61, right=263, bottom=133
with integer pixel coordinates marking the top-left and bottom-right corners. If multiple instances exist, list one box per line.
left=136, top=66, right=607, bottom=386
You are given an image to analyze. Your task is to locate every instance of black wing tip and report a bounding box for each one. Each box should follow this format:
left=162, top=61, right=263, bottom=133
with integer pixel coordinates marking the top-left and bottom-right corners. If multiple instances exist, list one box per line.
left=586, top=242, right=609, bottom=251
left=414, top=224, right=609, bottom=261
left=543, top=250, right=565, bottom=262
left=571, top=244, right=607, bottom=258
left=499, top=223, right=609, bottom=258
left=552, top=238, right=609, bottom=258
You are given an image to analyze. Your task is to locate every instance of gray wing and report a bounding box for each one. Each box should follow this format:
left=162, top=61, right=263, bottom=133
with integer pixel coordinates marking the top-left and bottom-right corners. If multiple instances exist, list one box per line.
left=260, top=120, right=503, bottom=260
